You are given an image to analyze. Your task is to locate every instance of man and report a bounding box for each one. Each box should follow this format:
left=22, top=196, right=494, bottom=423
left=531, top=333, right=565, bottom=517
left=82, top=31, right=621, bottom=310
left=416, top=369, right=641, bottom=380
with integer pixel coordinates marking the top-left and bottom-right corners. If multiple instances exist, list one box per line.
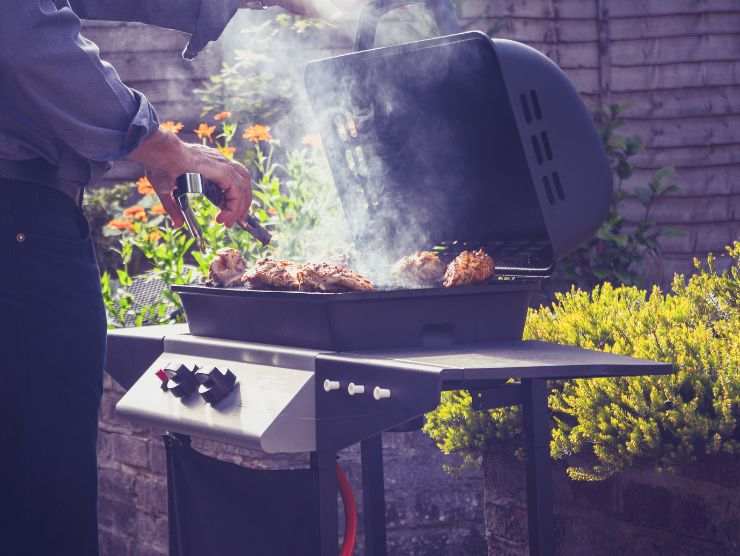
left=0, top=1, right=337, bottom=554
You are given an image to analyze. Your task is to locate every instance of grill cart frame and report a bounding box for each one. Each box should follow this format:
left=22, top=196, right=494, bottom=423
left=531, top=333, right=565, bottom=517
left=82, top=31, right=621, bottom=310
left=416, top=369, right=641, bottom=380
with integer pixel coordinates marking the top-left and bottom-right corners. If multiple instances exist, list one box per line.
left=108, top=326, right=671, bottom=556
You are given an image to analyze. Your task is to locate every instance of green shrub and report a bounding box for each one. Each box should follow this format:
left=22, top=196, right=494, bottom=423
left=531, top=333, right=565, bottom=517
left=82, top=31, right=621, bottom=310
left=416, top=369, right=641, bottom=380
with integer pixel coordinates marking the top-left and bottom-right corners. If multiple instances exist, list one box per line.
left=424, top=242, right=740, bottom=480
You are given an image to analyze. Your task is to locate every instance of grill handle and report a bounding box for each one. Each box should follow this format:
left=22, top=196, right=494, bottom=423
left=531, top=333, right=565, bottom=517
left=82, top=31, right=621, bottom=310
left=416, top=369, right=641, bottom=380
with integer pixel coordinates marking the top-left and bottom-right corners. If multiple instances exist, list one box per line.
left=354, top=0, right=460, bottom=52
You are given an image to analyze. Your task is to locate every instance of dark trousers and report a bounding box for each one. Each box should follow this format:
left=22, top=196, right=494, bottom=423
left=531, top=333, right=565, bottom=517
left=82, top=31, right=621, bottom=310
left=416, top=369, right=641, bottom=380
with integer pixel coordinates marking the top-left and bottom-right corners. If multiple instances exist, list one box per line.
left=0, top=181, right=106, bottom=556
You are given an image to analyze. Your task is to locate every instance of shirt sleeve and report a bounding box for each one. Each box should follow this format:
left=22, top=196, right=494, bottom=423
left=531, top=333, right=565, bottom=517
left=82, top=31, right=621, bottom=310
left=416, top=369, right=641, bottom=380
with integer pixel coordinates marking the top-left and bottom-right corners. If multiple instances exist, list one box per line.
left=0, top=0, right=159, bottom=162
left=68, top=0, right=242, bottom=59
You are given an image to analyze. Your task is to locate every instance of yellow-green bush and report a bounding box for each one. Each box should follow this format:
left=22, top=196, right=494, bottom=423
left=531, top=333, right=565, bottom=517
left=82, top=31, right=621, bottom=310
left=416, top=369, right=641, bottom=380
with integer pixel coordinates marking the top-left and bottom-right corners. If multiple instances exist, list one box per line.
left=424, top=242, right=740, bottom=480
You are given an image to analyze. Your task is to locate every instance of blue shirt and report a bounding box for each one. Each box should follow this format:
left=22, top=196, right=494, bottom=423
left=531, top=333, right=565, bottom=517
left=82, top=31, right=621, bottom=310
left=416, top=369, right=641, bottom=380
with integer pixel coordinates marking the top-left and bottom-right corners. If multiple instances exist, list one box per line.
left=0, top=0, right=241, bottom=197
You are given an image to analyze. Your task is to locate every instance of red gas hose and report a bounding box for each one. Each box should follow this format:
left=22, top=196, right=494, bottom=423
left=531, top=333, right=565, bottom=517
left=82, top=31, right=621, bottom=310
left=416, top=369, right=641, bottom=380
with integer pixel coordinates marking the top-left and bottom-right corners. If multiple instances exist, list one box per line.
left=336, top=462, right=358, bottom=556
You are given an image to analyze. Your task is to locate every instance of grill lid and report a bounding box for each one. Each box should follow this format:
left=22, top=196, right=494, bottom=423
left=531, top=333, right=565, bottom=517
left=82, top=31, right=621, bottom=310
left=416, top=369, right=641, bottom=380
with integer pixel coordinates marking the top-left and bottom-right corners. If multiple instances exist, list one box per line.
left=304, top=7, right=611, bottom=277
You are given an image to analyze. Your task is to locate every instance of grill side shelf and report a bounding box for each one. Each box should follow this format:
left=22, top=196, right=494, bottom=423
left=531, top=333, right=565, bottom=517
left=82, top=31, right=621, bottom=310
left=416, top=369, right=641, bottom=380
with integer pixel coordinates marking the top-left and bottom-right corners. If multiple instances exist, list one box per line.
left=344, top=340, right=673, bottom=384
left=313, top=341, right=672, bottom=446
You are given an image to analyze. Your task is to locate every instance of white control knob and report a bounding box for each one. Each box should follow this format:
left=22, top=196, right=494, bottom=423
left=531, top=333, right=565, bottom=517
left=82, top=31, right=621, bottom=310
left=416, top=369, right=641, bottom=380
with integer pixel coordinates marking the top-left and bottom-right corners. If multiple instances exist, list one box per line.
left=348, top=382, right=365, bottom=396
left=323, top=379, right=341, bottom=392
left=373, top=387, right=391, bottom=400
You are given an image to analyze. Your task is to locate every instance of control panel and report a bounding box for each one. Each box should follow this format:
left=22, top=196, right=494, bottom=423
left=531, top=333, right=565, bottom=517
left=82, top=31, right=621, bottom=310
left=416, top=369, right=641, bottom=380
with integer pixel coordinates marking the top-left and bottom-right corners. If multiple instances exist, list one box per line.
left=117, top=352, right=316, bottom=453
left=155, top=362, right=239, bottom=406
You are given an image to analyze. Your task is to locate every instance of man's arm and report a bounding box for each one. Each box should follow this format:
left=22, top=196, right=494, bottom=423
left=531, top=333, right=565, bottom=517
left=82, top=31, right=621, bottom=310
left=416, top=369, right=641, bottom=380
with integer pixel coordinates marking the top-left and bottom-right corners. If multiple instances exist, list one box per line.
left=68, top=0, right=239, bottom=59
left=1, top=0, right=158, bottom=162
left=67, top=0, right=201, bottom=33
left=1, top=0, right=251, bottom=226
left=68, top=0, right=332, bottom=59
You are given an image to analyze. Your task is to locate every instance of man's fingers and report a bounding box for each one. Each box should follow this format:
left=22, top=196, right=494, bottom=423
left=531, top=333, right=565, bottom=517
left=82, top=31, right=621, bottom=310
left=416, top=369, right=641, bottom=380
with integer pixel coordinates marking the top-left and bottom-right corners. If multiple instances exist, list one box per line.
left=148, top=172, right=185, bottom=228
left=217, top=170, right=243, bottom=227
left=205, top=164, right=251, bottom=228
left=235, top=167, right=252, bottom=223
left=160, top=190, right=185, bottom=228
left=189, top=145, right=252, bottom=228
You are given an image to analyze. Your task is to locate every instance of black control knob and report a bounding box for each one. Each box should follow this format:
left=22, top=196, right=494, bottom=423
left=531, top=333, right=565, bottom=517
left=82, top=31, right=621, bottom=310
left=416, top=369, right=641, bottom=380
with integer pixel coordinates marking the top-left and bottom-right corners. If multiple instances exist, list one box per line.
left=170, top=365, right=201, bottom=399
left=196, top=367, right=237, bottom=406
left=156, top=363, right=199, bottom=398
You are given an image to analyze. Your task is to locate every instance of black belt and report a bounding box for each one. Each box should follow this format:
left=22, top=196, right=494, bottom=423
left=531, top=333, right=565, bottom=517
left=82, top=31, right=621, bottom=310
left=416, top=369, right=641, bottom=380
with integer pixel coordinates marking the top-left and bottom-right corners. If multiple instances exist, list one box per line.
left=0, top=158, right=83, bottom=204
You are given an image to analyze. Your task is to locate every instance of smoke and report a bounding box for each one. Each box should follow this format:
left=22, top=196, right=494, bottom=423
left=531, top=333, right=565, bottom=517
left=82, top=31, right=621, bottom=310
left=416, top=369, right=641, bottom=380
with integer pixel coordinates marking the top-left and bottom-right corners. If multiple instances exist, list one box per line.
left=219, top=3, right=453, bottom=288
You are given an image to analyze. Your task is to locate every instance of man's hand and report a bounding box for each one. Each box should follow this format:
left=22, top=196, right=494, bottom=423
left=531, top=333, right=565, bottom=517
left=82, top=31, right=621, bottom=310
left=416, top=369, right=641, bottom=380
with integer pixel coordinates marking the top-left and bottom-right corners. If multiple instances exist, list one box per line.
left=128, top=130, right=251, bottom=229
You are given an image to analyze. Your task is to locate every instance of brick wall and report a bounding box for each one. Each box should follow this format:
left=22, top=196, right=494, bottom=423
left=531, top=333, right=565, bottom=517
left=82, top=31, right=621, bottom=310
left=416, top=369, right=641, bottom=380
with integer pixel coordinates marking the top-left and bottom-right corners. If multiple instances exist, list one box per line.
left=483, top=450, right=740, bottom=555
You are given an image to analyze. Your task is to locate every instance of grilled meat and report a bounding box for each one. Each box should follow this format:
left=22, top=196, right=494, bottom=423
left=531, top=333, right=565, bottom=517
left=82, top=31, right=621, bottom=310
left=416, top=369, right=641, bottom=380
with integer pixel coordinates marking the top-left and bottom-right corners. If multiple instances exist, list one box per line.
left=442, top=249, right=495, bottom=287
left=208, top=248, right=247, bottom=287
left=243, top=258, right=300, bottom=290
left=392, top=251, right=445, bottom=287
left=297, top=262, right=374, bottom=292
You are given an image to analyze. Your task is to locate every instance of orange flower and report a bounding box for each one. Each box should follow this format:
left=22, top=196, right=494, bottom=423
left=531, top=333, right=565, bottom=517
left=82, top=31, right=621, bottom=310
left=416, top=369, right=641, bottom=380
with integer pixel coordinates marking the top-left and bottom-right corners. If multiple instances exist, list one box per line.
left=243, top=124, right=272, bottom=143
left=159, top=120, right=184, bottom=134
left=217, top=145, right=236, bottom=160
left=123, top=205, right=145, bottom=216
left=214, top=111, right=232, bottom=121
left=148, top=230, right=162, bottom=242
left=267, top=207, right=278, bottom=216
left=151, top=203, right=167, bottom=215
left=195, top=123, right=216, bottom=141
left=137, top=176, right=154, bottom=195
left=302, top=133, right=322, bottom=148
left=107, top=219, right=134, bottom=231
left=133, top=211, right=148, bottom=222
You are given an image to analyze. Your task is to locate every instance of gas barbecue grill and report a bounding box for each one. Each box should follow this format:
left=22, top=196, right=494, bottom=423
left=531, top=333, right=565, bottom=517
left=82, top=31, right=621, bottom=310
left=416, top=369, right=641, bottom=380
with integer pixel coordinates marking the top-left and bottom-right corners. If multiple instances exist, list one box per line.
left=107, top=2, right=672, bottom=555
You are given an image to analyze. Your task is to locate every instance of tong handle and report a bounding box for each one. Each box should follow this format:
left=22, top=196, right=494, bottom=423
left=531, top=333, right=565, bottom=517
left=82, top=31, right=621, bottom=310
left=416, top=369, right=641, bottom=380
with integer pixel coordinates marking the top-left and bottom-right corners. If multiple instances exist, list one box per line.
left=200, top=178, right=226, bottom=208
left=199, top=179, right=272, bottom=245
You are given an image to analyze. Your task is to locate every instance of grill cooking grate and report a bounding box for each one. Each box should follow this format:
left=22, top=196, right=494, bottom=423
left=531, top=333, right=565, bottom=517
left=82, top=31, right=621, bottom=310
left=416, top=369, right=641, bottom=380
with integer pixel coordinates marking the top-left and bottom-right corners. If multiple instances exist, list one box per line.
left=434, top=239, right=553, bottom=277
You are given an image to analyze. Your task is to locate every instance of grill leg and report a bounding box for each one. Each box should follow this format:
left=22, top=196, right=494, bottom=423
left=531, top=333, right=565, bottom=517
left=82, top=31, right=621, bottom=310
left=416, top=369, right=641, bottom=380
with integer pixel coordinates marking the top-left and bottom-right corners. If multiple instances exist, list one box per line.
left=522, top=379, right=554, bottom=556
left=312, top=450, right=339, bottom=556
left=361, top=434, right=387, bottom=556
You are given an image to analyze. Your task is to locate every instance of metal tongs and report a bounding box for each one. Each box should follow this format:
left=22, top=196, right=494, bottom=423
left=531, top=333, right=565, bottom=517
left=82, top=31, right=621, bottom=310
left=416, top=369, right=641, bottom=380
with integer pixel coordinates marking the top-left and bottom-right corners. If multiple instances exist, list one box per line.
left=174, top=173, right=272, bottom=252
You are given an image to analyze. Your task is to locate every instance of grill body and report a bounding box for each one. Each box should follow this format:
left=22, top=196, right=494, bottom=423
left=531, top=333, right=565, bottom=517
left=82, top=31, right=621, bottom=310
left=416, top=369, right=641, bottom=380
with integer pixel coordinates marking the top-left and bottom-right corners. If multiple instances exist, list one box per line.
left=173, top=280, right=536, bottom=350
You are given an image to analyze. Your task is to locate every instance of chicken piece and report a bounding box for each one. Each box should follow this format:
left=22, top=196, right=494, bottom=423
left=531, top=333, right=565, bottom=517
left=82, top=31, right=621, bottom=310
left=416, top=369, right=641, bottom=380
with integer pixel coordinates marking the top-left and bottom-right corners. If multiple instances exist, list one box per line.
left=392, top=251, right=445, bottom=287
left=208, top=248, right=247, bottom=287
left=297, top=262, right=374, bottom=292
left=442, top=249, right=495, bottom=287
left=242, top=258, right=300, bottom=290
